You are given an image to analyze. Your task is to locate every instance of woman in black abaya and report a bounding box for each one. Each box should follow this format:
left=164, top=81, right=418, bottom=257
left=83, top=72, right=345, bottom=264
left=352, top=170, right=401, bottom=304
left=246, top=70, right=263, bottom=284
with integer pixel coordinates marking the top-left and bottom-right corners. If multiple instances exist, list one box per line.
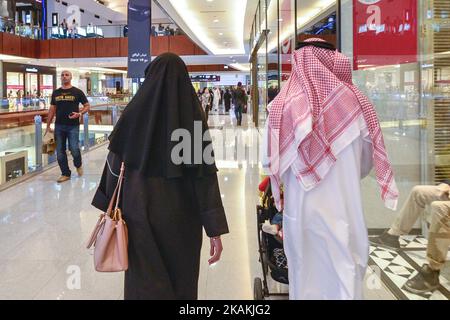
left=92, top=53, right=229, bottom=300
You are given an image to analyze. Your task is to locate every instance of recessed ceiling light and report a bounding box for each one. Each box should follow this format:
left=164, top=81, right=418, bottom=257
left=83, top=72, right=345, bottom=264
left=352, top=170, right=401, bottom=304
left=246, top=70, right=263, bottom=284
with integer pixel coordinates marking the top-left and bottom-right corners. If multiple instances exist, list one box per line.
left=219, top=32, right=223, bottom=36
left=213, top=19, right=219, bottom=23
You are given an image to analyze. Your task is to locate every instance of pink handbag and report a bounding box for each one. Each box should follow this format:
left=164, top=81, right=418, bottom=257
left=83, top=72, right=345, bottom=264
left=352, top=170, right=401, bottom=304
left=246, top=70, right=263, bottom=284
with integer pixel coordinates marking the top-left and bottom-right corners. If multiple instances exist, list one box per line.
left=87, top=162, right=128, bottom=272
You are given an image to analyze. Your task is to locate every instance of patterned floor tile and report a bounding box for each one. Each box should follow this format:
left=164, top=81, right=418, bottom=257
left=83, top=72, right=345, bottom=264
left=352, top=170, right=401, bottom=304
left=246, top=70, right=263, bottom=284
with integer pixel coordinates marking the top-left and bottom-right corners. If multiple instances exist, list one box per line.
left=369, top=234, right=449, bottom=300
left=373, top=250, right=396, bottom=260
left=387, top=265, right=414, bottom=276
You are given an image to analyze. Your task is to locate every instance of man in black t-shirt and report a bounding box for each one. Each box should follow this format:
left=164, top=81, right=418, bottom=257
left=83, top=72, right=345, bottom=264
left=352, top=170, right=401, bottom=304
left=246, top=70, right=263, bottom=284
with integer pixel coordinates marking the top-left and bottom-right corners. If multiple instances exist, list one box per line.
left=233, top=82, right=247, bottom=126
left=45, top=70, right=90, bottom=183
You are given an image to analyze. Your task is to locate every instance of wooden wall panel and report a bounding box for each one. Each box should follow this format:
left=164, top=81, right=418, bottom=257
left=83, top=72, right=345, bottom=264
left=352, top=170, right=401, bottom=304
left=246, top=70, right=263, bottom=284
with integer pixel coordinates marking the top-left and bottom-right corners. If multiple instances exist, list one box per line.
left=187, top=65, right=205, bottom=72
left=0, top=34, right=206, bottom=59
left=2, top=33, right=22, bottom=56
left=194, top=44, right=207, bottom=56
left=169, top=35, right=196, bottom=55
left=96, top=38, right=120, bottom=57
left=151, top=36, right=169, bottom=56
left=73, top=39, right=96, bottom=58
left=20, top=38, right=38, bottom=58
left=38, top=40, right=50, bottom=59
left=205, top=65, right=220, bottom=72
left=49, top=39, right=73, bottom=58
left=119, top=37, right=128, bottom=57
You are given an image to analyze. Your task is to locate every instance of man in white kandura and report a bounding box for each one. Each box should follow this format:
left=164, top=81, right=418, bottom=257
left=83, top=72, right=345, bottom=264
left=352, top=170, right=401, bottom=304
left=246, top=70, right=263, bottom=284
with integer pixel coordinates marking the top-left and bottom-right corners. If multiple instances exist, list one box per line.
left=263, top=38, right=399, bottom=300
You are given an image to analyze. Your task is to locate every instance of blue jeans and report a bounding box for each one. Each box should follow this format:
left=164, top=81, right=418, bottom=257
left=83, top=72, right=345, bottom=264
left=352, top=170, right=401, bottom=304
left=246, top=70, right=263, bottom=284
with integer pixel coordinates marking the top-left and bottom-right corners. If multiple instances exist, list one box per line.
left=235, top=104, right=243, bottom=125
left=55, top=124, right=82, bottom=177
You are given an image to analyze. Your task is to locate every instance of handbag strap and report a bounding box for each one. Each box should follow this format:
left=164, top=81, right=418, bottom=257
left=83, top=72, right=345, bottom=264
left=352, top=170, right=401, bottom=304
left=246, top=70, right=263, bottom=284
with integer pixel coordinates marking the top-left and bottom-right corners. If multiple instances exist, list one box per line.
left=106, top=162, right=125, bottom=215
left=114, top=162, right=125, bottom=211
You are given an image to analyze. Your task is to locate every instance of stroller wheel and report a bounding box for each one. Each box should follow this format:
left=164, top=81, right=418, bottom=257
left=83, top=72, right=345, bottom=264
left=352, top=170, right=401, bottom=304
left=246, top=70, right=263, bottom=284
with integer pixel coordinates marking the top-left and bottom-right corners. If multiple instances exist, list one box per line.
left=254, top=277, right=264, bottom=300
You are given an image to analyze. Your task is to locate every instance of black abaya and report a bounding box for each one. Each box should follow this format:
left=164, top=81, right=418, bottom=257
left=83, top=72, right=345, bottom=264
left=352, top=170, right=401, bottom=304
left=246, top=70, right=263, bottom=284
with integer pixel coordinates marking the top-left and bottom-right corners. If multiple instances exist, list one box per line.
left=224, top=91, right=231, bottom=112
left=91, top=53, right=229, bottom=300
left=92, top=152, right=227, bottom=299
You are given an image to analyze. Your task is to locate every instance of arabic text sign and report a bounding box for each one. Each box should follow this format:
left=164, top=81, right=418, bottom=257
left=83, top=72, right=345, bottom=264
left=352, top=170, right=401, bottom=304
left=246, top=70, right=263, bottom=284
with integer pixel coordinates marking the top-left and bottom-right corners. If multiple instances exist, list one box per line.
left=128, top=0, right=151, bottom=78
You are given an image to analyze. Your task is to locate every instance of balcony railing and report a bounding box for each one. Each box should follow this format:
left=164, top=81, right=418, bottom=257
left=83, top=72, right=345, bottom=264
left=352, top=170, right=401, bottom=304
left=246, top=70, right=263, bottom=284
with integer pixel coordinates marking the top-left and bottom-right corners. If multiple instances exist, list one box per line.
left=47, top=23, right=184, bottom=39
left=0, top=16, right=184, bottom=40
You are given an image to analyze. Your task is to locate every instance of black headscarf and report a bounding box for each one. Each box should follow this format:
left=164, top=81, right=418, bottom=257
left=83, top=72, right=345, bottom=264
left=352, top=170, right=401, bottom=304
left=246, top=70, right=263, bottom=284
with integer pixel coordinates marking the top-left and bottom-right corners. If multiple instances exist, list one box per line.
left=108, top=53, right=217, bottom=178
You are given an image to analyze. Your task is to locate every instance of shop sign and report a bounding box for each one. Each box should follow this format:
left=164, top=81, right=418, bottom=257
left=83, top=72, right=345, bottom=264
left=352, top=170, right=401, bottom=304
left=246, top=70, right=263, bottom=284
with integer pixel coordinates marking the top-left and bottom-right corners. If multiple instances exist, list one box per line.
left=190, top=75, right=221, bottom=82
left=353, top=0, right=418, bottom=70
left=26, top=68, right=38, bottom=73
left=127, top=0, right=151, bottom=78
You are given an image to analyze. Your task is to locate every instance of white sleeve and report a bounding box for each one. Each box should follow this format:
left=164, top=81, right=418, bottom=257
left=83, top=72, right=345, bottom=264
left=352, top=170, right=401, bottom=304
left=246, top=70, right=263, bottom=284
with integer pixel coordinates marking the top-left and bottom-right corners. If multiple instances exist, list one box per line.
left=261, top=120, right=271, bottom=174
left=361, top=135, right=373, bottom=179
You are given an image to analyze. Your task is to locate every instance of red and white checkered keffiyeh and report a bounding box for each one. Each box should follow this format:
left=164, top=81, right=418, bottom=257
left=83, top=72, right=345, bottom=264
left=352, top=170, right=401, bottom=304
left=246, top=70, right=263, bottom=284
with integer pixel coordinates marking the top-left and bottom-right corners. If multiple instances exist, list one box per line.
left=265, top=38, right=398, bottom=211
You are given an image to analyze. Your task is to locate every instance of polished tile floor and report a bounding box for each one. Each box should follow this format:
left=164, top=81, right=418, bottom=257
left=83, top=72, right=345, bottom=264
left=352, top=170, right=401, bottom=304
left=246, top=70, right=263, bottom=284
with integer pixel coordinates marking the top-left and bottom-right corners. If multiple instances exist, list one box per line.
left=0, top=113, right=396, bottom=300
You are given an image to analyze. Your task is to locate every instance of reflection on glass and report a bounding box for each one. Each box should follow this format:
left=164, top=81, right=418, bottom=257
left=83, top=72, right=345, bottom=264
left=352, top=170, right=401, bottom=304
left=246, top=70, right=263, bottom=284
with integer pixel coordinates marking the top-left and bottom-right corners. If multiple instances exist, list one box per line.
left=279, top=0, right=295, bottom=85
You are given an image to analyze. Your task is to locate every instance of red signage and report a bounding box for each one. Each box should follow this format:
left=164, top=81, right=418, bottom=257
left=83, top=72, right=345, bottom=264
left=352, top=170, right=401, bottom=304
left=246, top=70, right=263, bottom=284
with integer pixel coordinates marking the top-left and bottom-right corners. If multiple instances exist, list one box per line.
left=353, top=0, right=417, bottom=70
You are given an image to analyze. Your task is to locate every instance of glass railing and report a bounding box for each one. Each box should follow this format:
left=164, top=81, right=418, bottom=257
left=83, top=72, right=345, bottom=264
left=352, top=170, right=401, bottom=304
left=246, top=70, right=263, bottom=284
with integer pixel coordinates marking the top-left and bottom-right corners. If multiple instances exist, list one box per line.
left=45, top=23, right=184, bottom=40
left=0, top=15, right=185, bottom=40
left=0, top=16, right=41, bottom=39
left=0, top=95, right=131, bottom=114
left=0, top=97, right=51, bottom=113
left=0, top=96, right=129, bottom=188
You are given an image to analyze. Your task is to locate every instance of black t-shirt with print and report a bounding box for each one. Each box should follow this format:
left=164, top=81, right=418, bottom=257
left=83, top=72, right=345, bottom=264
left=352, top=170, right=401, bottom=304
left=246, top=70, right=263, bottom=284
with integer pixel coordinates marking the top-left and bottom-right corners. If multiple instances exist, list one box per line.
left=51, top=87, right=88, bottom=126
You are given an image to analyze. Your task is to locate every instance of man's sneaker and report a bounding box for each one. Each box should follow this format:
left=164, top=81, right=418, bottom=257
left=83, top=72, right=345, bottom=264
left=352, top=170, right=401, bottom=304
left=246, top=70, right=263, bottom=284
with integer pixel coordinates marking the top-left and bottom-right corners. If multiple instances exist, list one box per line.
left=403, top=264, right=440, bottom=294
left=369, top=230, right=401, bottom=250
left=57, top=175, right=70, bottom=183
left=76, top=167, right=83, bottom=177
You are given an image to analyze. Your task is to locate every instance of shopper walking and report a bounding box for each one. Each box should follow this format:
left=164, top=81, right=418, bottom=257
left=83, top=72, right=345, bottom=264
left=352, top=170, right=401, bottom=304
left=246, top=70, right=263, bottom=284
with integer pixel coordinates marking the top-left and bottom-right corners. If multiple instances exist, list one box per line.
left=263, top=38, right=398, bottom=299
left=92, top=53, right=229, bottom=300
left=45, top=70, right=90, bottom=183
left=233, top=82, right=247, bottom=126
left=224, top=88, right=232, bottom=113
left=201, top=87, right=211, bottom=121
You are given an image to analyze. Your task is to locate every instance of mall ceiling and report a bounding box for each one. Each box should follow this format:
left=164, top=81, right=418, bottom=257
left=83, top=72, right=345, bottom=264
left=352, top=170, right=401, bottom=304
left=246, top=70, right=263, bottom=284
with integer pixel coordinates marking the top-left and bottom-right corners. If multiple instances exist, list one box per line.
left=102, top=0, right=336, bottom=66
left=103, top=0, right=258, bottom=57
left=104, top=0, right=170, bottom=22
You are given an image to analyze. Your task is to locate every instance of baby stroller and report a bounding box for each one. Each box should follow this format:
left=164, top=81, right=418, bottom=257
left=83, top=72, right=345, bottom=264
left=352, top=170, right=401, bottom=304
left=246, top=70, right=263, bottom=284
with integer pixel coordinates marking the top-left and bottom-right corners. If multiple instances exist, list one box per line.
left=254, top=177, right=289, bottom=300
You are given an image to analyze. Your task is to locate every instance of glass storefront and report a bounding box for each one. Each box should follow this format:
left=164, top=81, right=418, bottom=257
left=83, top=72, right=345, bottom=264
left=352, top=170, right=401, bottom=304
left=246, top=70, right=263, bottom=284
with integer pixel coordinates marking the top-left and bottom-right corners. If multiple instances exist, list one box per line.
left=39, top=74, right=54, bottom=98
left=2, top=63, right=56, bottom=111
left=249, top=0, right=450, bottom=231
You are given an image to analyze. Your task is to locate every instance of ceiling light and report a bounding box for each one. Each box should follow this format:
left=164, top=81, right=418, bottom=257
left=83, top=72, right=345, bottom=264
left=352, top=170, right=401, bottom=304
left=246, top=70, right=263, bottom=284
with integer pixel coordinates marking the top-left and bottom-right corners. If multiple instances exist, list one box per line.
left=213, top=19, right=219, bottom=23
left=219, top=32, right=223, bottom=36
